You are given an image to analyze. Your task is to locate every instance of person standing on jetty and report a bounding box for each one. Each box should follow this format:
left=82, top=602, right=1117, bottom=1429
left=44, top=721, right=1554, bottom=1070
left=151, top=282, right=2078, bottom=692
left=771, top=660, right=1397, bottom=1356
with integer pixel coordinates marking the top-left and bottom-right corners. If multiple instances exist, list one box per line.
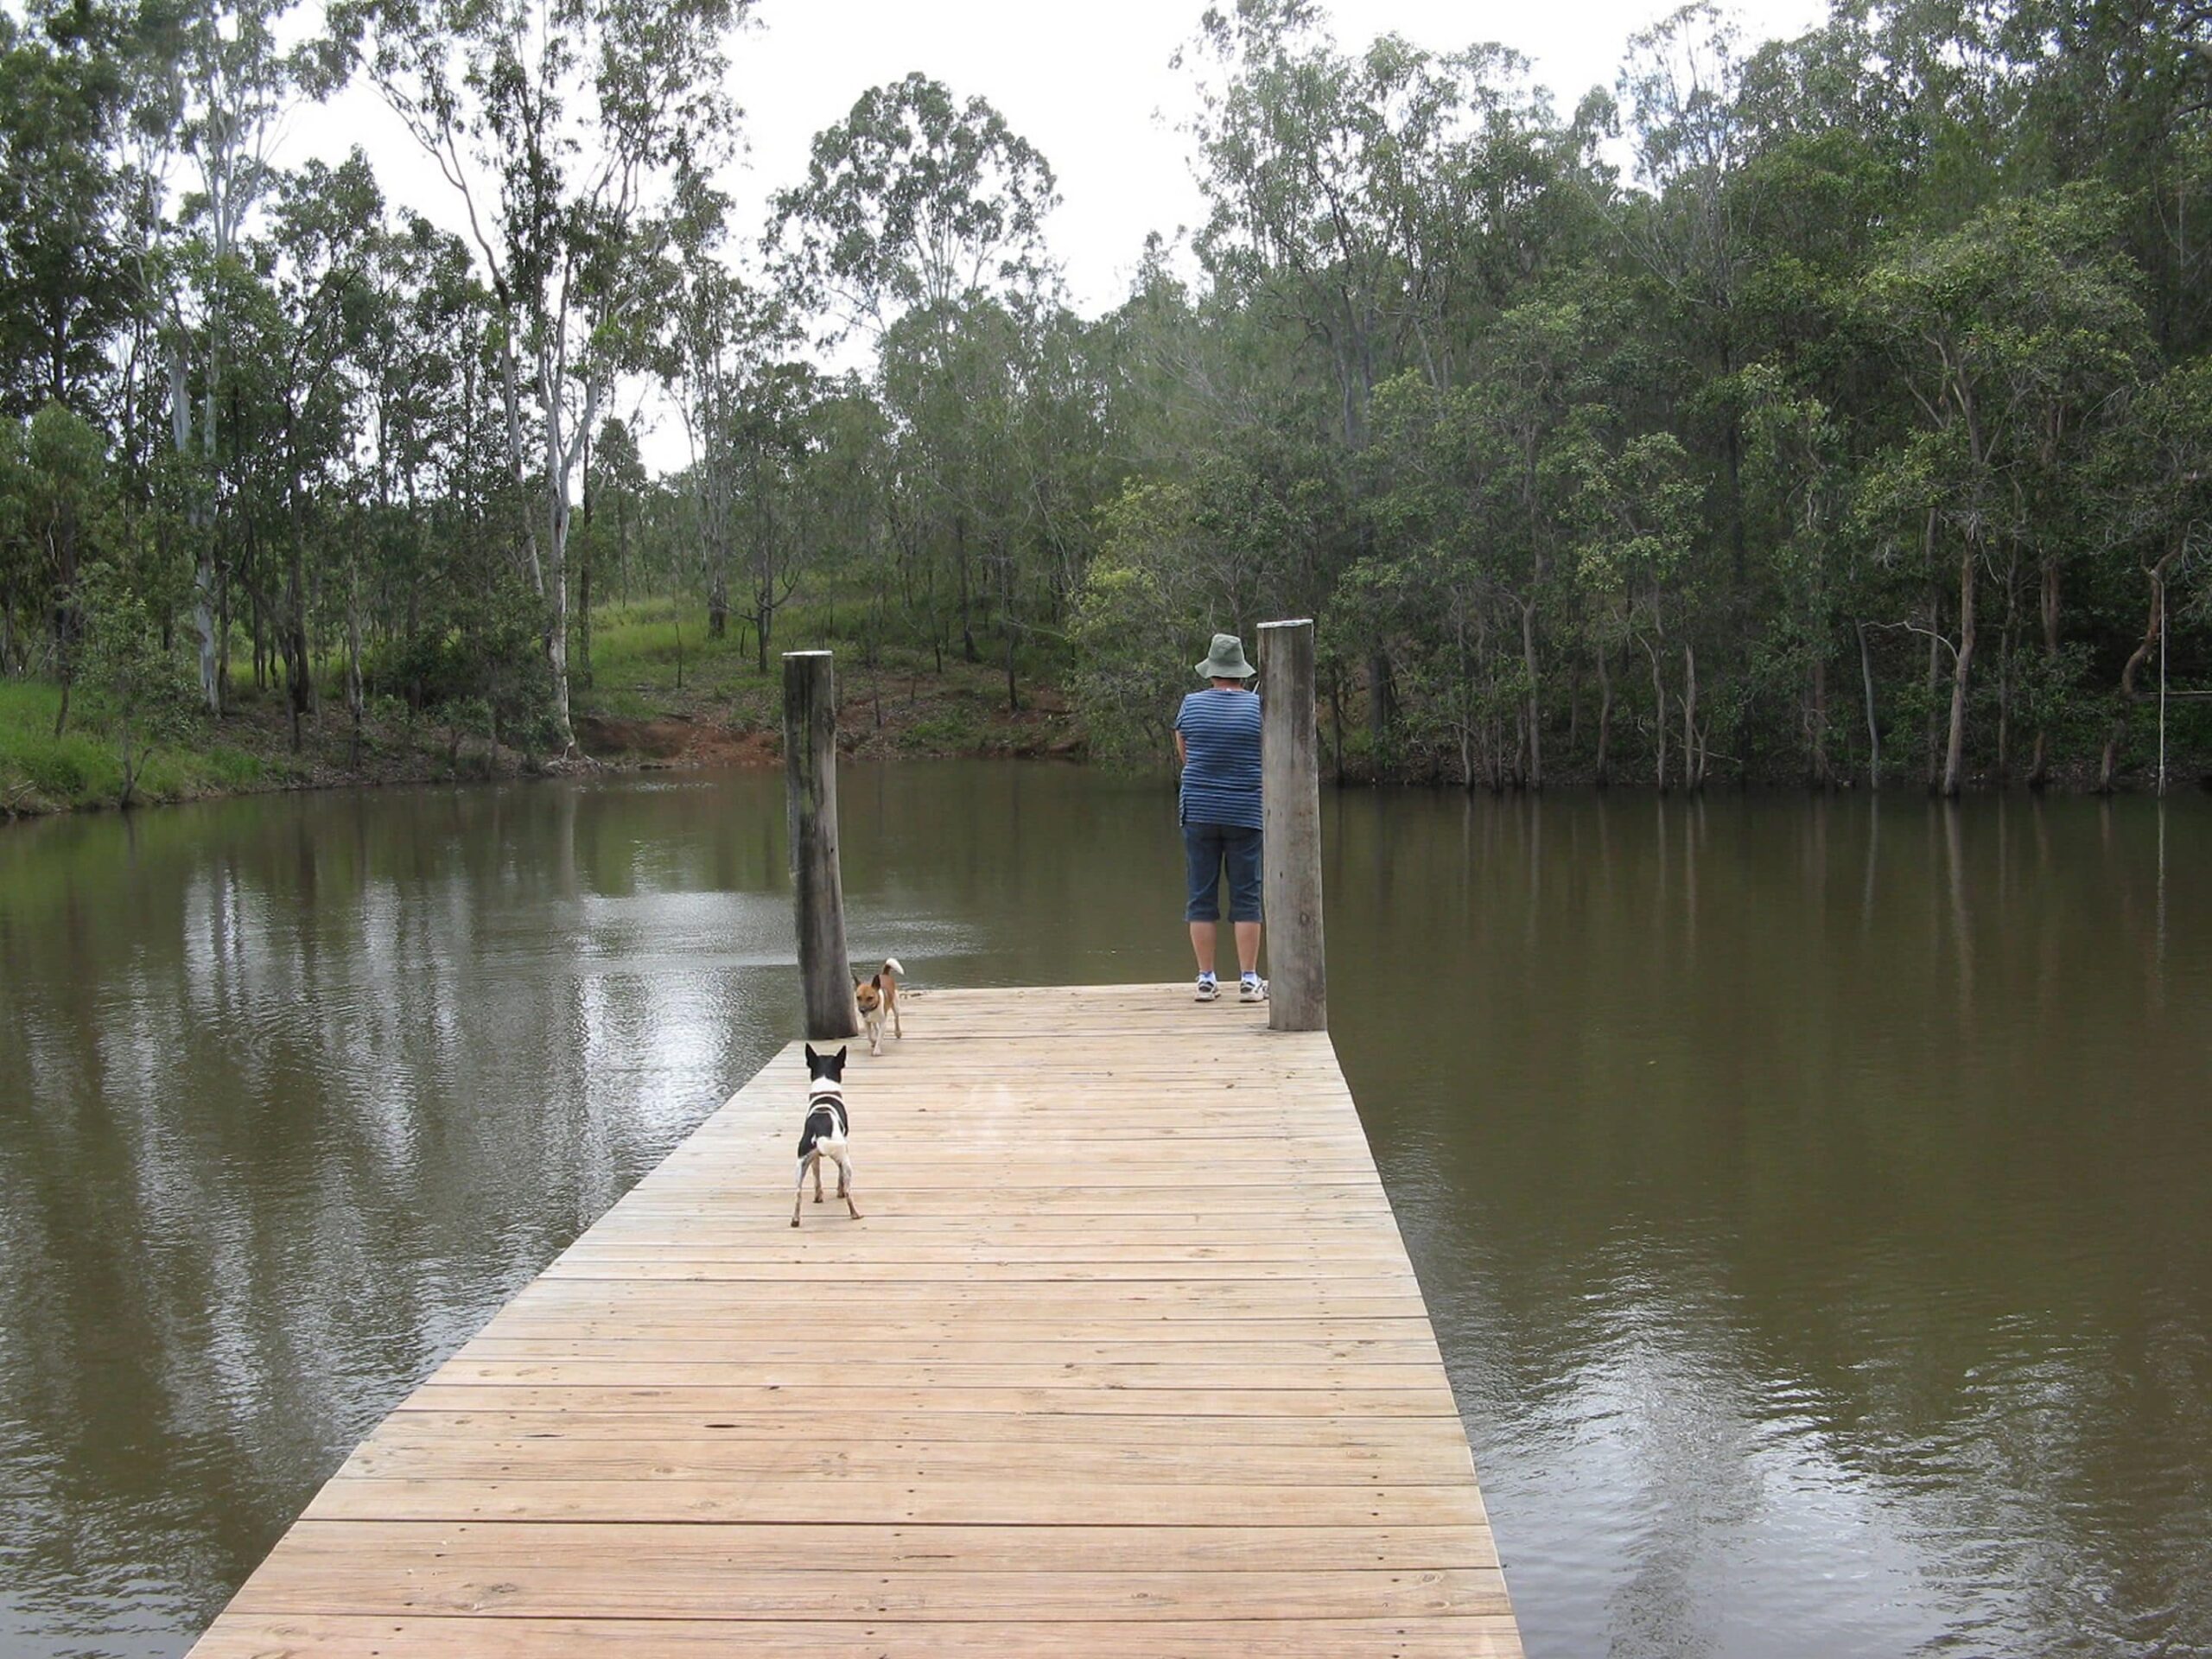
left=1174, top=633, right=1268, bottom=1004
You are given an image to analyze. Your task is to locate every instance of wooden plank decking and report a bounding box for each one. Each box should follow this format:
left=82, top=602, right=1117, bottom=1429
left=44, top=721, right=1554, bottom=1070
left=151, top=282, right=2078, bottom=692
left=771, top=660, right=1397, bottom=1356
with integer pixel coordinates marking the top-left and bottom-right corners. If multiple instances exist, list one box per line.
left=188, top=983, right=1522, bottom=1657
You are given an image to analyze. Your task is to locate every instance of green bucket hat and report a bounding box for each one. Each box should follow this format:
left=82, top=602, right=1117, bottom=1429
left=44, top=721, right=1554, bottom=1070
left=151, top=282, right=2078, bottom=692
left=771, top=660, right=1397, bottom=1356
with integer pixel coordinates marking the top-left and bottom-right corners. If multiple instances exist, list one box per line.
left=1195, top=632, right=1255, bottom=679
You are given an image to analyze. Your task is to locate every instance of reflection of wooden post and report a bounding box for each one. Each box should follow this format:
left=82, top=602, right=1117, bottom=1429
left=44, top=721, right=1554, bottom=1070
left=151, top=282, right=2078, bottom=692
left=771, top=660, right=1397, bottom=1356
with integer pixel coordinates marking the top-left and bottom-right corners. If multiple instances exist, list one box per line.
left=1259, top=620, right=1325, bottom=1032
left=784, top=651, right=860, bottom=1041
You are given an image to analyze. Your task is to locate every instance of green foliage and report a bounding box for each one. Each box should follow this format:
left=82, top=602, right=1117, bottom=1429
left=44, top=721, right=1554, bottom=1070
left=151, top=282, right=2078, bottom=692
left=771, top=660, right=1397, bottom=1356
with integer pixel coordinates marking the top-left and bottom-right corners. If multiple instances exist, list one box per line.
left=770, top=73, right=1059, bottom=334
left=5, top=0, right=2212, bottom=812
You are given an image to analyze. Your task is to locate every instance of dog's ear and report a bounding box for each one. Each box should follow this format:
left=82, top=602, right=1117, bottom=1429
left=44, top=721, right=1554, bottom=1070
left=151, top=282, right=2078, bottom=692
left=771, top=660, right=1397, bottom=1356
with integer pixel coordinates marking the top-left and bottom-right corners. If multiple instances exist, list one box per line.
left=804, top=1043, right=817, bottom=1065
left=833, top=1046, right=848, bottom=1065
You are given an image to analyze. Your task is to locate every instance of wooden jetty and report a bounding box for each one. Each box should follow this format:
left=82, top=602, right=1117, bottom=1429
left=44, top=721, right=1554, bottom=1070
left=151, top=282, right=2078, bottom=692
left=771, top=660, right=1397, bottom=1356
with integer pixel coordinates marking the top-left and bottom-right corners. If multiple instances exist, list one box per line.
left=187, top=625, right=1521, bottom=1656
left=188, top=985, right=1521, bottom=1657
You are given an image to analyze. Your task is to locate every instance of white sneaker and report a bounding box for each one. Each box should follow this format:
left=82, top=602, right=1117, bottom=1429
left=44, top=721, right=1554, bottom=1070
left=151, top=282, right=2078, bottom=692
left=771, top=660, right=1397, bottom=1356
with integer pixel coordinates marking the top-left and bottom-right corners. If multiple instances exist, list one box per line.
left=1193, top=976, right=1220, bottom=1002
left=1238, top=976, right=1268, bottom=1003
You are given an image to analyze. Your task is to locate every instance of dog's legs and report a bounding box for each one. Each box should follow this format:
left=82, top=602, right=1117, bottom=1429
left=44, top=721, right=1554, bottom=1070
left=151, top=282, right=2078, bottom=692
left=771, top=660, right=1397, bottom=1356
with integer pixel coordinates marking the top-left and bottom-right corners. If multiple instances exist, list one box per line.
left=791, top=1154, right=811, bottom=1228
left=890, top=997, right=902, bottom=1040
left=835, top=1149, right=861, bottom=1219
left=813, top=1153, right=824, bottom=1204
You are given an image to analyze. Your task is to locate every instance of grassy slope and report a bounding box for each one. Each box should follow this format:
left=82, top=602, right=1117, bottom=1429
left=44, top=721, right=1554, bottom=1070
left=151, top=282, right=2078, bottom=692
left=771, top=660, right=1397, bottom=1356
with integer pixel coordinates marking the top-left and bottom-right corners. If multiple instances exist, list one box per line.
left=1, top=599, right=1081, bottom=817
left=571, top=598, right=1079, bottom=765
left=0, top=681, right=280, bottom=816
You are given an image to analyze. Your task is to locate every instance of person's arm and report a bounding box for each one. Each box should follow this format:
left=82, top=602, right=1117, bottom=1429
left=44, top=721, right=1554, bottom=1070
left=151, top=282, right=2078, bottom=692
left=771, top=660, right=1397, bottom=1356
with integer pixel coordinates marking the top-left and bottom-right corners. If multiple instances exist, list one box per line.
left=1175, top=731, right=1188, bottom=768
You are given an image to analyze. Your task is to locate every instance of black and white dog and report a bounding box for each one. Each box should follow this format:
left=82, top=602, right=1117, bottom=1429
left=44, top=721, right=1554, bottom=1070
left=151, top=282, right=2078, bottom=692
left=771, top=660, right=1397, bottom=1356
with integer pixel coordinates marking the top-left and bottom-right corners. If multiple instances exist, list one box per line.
left=793, top=1043, right=861, bottom=1227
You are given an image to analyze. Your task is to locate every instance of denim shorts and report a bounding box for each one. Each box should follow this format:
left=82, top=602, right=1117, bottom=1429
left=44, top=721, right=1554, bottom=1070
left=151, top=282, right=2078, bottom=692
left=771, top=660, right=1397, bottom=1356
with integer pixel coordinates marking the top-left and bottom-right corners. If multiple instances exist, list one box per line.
left=1183, top=822, right=1263, bottom=923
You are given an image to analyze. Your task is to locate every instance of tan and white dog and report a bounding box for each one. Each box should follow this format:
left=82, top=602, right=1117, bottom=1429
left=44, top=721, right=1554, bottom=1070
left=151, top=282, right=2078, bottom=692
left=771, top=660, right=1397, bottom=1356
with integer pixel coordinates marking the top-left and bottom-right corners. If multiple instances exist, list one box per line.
left=852, top=957, right=905, bottom=1057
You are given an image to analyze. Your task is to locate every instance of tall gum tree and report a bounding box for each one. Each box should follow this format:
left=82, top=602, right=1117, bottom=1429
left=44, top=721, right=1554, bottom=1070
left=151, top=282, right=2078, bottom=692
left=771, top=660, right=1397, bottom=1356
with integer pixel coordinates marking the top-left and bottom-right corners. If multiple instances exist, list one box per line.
left=327, top=0, right=750, bottom=753
left=769, top=73, right=1059, bottom=668
left=1859, top=186, right=2145, bottom=796
left=133, top=0, right=295, bottom=717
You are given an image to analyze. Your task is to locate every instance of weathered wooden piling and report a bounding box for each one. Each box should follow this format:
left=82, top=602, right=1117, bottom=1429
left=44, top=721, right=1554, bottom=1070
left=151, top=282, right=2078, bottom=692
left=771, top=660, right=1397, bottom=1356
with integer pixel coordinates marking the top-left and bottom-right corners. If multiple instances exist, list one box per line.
left=1259, top=618, right=1326, bottom=1033
left=783, top=650, right=860, bottom=1042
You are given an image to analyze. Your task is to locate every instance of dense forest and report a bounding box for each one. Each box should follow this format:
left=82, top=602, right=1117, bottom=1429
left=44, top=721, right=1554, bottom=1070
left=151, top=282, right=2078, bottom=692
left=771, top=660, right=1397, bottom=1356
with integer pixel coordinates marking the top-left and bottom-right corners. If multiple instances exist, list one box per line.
left=3, top=0, right=2210, bottom=804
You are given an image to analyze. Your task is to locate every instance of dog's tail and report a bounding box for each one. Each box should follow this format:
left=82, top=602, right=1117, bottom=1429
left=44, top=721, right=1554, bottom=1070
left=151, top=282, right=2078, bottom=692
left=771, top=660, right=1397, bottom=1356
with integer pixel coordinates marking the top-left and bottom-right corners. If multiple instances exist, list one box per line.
left=880, top=958, right=904, bottom=981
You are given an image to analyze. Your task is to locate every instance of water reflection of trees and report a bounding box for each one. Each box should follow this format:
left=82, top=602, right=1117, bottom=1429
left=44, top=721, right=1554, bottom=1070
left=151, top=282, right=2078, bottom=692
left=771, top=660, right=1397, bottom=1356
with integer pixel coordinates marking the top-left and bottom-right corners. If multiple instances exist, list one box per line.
left=4, top=777, right=2206, bottom=1657
left=1329, top=791, right=2212, bottom=1659
left=0, top=778, right=798, bottom=1650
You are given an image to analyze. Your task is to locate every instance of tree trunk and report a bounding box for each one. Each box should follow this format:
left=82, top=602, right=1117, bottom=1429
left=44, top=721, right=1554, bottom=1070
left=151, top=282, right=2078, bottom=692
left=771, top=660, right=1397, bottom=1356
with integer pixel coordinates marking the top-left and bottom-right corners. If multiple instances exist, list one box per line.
left=2100, top=547, right=2178, bottom=791
left=1594, top=644, right=1613, bottom=789
left=285, top=489, right=311, bottom=755
left=1995, top=558, right=2018, bottom=783
left=1566, top=653, right=1582, bottom=758
left=1326, top=667, right=1347, bottom=786
left=2029, top=556, right=2059, bottom=790
left=1520, top=598, right=1542, bottom=790
left=1367, top=651, right=1394, bottom=748
left=1682, top=643, right=1699, bottom=792
left=117, top=710, right=137, bottom=809
left=522, top=341, right=575, bottom=755
left=1649, top=643, right=1668, bottom=792
left=1923, top=576, right=1943, bottom=792
left=1857, top=620, right=1881, bottom=791
left=1809, top=653, right=1830, bottom=788
left=956, top=515, right=977, bottom=663
left=174, top=342, right=220, bottom=717
left=346, top=557, right=365, bottom=772
left=577, top=543, right=593, bottom=691
left=1942, top=541, right=1977, bottom=798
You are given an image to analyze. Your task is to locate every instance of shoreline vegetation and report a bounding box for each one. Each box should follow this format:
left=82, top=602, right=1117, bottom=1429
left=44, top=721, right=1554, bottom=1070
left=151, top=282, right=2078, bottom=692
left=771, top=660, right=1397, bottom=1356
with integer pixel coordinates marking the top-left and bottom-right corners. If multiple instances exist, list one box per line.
left=3, top=597, right=2196, bottom=822
left=0, top=601, right=1085, bottom=818
left=3, top=4, right=2211, bottom=822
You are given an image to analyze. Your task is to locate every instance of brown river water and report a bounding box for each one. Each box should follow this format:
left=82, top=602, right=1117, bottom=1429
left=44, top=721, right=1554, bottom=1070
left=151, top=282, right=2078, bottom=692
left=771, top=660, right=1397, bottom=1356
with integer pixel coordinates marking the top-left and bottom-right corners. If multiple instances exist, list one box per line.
left=2, top=764, right=2208, bottom=1658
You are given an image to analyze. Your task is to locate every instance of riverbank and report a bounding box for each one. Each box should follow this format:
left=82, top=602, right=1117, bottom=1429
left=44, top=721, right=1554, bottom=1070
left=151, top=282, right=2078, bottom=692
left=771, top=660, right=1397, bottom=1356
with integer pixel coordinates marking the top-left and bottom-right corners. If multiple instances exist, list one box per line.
left=0, top=613, right=1083, bottom=819
left=5, top=595, right=2201, bottom=817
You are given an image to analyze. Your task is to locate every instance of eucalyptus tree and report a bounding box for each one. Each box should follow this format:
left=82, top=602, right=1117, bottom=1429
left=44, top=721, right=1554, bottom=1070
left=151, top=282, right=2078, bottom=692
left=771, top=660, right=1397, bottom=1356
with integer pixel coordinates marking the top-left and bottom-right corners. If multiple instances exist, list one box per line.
left=2095, top=358, right=2212, bottom=789
left=5, top=404, right=112, bottom=734
left=1557, top=420, right=1705, bottom=790
left=728, top=358, right=820, bottom=673
left=577, top=413, right=645, bottom=674
left=0, top=2, right=137, bottom=418
left=788, top=379, right=895, bottom=664
left=1738, top=365, right=1860, bottom=785
left=772, top=73, right=1062, bottom=671
left=73, top=553, right=188, bottom=804
left=131, top=0, right=297, bottom=716
left=329, top=0, right=753, bottom=753
left=355, top=208, right=493, bottom=715
left=1614, top=1, right=1769, bottom=603
left=769, top=72, right=1059, bottom=342
left=1188, top=1, right=1586, bottom=430
left=1859, top=187, right=2146, bottom=796
left=250, top=153, right=381, bottom=749
left=660, top=166, right=802, bottom=654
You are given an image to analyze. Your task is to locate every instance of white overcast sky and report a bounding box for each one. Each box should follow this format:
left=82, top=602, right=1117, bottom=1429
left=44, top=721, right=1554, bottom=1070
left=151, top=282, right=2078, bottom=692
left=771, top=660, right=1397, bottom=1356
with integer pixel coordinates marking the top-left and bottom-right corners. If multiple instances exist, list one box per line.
left=298, top=0, right=1830, bottom=316
left=724, top=0, right=1834, bottom=313
left=284, top=0, right=1827, bottom=464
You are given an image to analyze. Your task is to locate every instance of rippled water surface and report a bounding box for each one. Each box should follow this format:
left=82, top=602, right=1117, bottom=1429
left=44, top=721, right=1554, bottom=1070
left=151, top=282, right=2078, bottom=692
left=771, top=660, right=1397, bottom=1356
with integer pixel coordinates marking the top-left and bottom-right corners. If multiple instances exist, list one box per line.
left=3, top=767, right=2208, bottom=1657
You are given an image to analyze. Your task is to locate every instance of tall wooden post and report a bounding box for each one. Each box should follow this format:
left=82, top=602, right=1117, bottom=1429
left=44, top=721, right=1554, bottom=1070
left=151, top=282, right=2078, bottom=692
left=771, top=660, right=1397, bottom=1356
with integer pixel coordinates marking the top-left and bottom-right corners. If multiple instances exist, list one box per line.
left=784, top=651, right=860, bottom=1041
left=1259, top=619, right=1326, bottom=1032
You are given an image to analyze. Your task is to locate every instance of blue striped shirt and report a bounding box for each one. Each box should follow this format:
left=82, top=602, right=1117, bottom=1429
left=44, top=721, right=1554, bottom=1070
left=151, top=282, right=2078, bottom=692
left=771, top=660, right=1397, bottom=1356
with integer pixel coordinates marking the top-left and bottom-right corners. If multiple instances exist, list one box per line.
left=1176, top=688, right=1262, bottom=829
